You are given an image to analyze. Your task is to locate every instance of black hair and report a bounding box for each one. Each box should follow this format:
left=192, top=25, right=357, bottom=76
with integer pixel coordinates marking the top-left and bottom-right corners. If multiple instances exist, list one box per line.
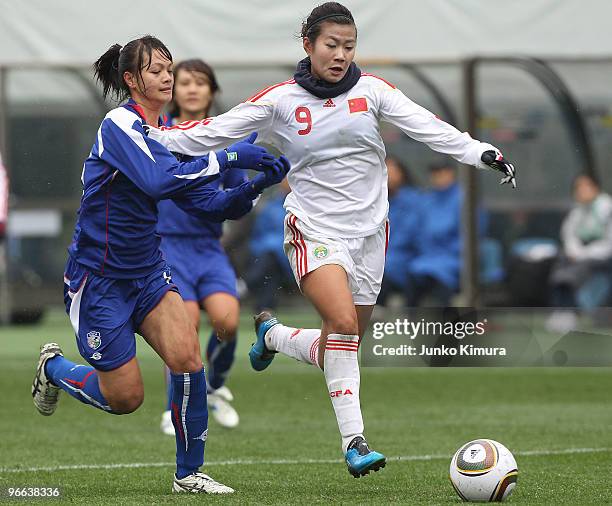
left=428, top=160, right=457, bottom=172
left=386, top=155, right=414, bottom=187
left=300, top=2, right=356, bottom=43
left=93, top=35, right=173, bottom=102
left=168, top=59, right=220, bottom=118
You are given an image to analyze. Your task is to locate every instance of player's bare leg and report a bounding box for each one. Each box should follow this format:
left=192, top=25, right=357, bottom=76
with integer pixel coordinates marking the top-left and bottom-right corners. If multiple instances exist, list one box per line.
left=161, top=300, right=201, bottom=435
left=97, top=358, right=145, bottom=413
left=161, top=293, right=240, bottom=434
left=355, top=305, right=375, bottom=342
left=252, top=264, right=386, bottom=477
left=202, top=293, right=240, bottom=428
left=141, top=291, right=233, bottom=494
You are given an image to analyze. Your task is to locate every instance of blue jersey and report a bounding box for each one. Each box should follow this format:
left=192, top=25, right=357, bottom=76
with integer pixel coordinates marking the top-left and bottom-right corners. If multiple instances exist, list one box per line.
left=409, top=182, right=487, bottom=290
left=157, top=167, right=248, bottom=238
left=68, top=100, right=259, bottom=279
left=250, top=193, right=287, bottom=263
left=384, top=186, right=423, bottom=286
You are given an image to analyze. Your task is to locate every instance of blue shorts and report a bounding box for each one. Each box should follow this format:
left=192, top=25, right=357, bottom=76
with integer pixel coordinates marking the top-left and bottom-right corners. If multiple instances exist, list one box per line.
left=63, top=256, right=177, bottom=371
left=160, top=236, right=238, bottom=302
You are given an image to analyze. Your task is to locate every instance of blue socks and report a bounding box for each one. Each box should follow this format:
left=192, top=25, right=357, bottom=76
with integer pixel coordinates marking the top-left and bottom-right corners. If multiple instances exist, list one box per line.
left=46, top=357, right=208, bottom=478
left=170, top=369, right=208, bottom=479
left=206, top=332, right=237, bottom=391
left=45, top=355, right=113, bottom=412
left=165, top=367, right=173, bottom=412
left=164, top=332, right=236, bottom=411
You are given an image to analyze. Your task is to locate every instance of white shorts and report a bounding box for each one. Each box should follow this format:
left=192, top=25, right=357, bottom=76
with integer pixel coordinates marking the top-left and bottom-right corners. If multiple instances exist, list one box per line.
left=283, top=212, right=389, bottom=305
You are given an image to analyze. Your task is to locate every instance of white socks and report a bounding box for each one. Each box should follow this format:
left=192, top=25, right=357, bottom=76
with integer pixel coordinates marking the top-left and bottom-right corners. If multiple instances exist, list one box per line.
left=265, top=326, right=365, bottom=454
left=323, top=334, right=364, bottom=454
left=265, top=324, right=320, bottom=366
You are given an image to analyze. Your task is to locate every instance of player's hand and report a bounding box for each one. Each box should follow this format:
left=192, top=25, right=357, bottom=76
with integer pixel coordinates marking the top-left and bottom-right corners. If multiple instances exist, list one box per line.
left=251, top=155, right=291, bottom=191
left=481, top=150, right=516, bottom=188
left=219, top=132, right=276, bottom=171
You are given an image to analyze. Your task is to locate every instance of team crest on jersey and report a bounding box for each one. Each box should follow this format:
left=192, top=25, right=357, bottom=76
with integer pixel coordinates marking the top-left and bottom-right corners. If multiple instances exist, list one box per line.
left=87, top=331, right=101, bottom=350
left=313, top=246, right=329, bottom=259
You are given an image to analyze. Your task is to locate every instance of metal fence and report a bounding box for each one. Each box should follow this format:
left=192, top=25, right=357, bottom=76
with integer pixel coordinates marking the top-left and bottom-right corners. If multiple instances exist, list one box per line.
left=1, top=58, right=611, bottom=319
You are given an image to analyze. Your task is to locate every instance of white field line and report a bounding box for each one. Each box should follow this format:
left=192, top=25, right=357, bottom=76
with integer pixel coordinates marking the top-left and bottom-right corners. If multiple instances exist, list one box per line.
left=0, top=447, right=609, bottom=475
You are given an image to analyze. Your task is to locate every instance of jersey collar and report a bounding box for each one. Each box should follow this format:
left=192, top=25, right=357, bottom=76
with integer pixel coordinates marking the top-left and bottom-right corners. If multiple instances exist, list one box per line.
left=294, top=57, right=361, bottom=99
left=124, top=99, right=166, bottom=127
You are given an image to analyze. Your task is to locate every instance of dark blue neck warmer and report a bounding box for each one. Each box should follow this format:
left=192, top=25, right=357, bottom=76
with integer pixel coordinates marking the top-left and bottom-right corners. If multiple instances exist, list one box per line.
left=293, top=57, right=361, bottom=99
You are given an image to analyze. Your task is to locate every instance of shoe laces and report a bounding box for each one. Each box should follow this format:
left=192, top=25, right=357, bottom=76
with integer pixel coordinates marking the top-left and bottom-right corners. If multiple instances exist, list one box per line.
left=348, top=436, right=370, bottom=456
left=192, top=473, right=231, bottom=492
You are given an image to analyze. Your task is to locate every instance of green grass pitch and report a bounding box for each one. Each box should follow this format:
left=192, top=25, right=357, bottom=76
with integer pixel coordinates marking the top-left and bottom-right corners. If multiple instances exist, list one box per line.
left=1, top=307, right=611, bottom=504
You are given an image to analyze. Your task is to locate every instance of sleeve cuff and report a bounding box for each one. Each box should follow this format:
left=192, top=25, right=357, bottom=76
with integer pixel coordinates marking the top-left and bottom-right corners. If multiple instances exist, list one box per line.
left=214, top=150, right=229, bottom=172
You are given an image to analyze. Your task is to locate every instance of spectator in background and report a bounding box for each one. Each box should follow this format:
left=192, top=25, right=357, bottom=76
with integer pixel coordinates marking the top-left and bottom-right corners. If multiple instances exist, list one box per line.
left=378, top=156, right=422, bottom=306
left=245, top=178, right=293, bottom=312
left=547, top=173, right=612, bottom=331
left=0, top=150, right=7, bottom=239
left=406, top=161, right=486, bottom=306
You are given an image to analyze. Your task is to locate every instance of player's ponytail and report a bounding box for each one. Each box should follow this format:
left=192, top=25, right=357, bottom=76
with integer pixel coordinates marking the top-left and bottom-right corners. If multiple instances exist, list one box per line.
left=93, top=43, right=124, bottom=101
left=93, top=35, right=173, bottom=103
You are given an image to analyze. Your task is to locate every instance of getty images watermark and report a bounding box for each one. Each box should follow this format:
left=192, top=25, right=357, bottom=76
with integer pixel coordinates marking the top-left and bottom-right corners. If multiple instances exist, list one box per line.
left=361, top=308, right=612, bottom=367
left=370, top=317, right=498, bottom=358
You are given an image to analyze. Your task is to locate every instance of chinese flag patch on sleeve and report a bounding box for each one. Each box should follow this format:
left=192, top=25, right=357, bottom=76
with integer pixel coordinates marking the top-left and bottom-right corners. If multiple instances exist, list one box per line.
left=348, top=97, right=368, bottom=113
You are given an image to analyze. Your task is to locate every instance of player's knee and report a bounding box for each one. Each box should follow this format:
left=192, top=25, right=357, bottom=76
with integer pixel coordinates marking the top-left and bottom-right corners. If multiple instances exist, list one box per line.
left=164, top=326, right=203, bottom=372
left=325, top=313, right=359, bottom=336
left=214, top=320, right=239, bottom=341
left=166, top=348, right=204, bottom=374
left=167, top=356, right=203, bottom=373
left=108, top=389, right=144, bottom=414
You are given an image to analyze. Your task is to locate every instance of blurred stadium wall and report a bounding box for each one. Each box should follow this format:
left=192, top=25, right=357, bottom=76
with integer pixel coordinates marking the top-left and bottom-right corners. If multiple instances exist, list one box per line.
left=1, top=0, right=611, bottom=317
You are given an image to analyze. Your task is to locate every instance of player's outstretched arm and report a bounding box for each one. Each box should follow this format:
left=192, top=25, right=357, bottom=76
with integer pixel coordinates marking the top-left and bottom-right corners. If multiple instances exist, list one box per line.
left=146, top=100, right=274, bottom=156
left=377, top=84, right=517, bottom=187
left=99, top=113, right=277, bottom=201
left=172, top=156, right=291, bottom=223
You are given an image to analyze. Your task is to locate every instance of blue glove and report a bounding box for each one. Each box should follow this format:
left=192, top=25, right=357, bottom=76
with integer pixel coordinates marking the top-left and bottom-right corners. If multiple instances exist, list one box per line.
left=251, top=155, right=291, bottom=192
left=216, top=132, right=276, bottom=171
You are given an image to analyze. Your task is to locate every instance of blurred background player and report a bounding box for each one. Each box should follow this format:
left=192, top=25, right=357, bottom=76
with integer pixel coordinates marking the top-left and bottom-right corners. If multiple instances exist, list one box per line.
left=146, top=2, right=516, bottom=478
left=547, top=173, right=612, bottom=331
left=244, top=177, right=294, bottom=312
left=404, top=161, right=487, bottom=307
left=31, top=36, right=290, bottom=494
left=377, top=155, right=422, bottom=308
left=158, top=59, right=244, bottom=434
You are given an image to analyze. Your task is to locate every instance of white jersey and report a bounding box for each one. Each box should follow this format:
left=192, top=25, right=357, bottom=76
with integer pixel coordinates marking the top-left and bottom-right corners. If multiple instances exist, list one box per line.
left=149, top=73, right=497, bottom=238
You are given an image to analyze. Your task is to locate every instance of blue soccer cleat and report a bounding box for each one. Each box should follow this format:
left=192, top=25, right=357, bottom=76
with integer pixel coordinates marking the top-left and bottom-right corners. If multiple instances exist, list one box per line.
left=345, top=436, right=387, bottom=478
left=249, top=311, right=279, bottom=371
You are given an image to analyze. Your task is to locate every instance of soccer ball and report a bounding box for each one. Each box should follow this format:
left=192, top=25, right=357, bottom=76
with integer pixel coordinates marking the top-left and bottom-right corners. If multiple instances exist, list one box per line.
left=449, top=439, right=518, bottom=502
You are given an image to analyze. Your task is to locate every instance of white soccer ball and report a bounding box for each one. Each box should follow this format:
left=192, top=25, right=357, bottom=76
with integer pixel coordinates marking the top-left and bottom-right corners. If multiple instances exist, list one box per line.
left=449, top=439, right=518, bottom=502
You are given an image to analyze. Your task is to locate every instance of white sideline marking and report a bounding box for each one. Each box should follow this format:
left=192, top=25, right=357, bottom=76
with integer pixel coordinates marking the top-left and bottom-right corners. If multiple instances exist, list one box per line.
left=0, top=447, right=609, bottom=475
